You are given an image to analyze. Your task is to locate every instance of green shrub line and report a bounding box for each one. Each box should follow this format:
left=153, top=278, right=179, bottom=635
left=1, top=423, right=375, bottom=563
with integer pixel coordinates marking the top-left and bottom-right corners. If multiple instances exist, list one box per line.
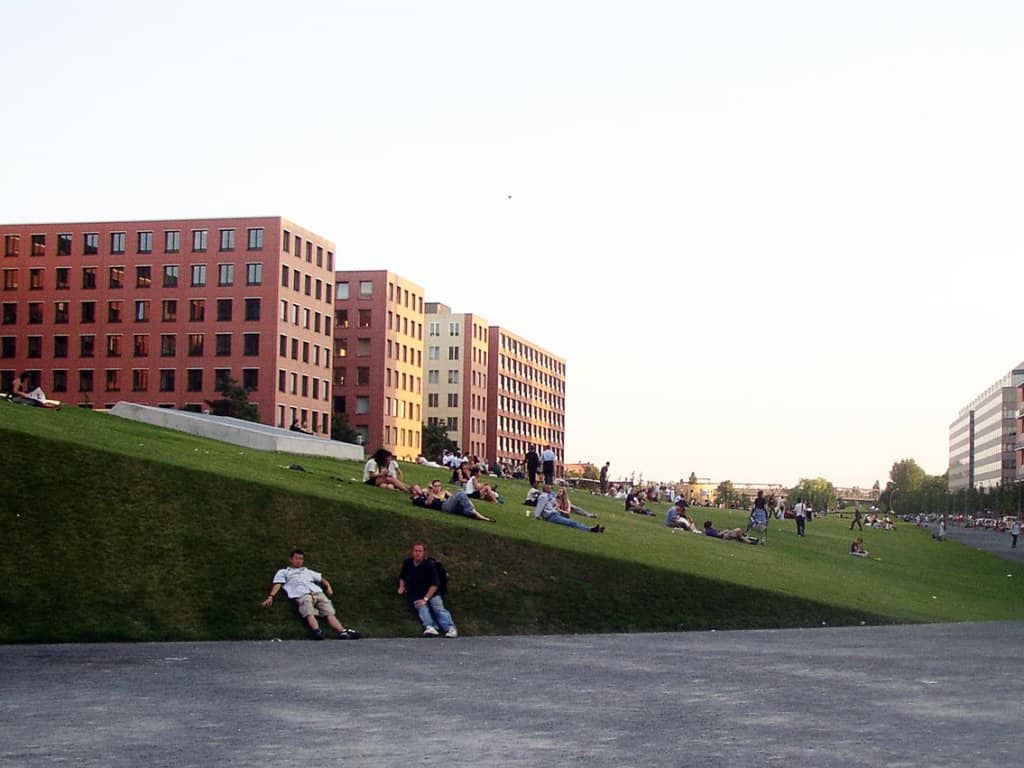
left=2, top=404, right=1023, bottom=642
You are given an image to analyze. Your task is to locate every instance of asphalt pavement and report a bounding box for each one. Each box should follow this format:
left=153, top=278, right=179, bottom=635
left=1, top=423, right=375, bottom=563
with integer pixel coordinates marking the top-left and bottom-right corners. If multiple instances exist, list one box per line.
left=2, top=621, right=1022, bottom=768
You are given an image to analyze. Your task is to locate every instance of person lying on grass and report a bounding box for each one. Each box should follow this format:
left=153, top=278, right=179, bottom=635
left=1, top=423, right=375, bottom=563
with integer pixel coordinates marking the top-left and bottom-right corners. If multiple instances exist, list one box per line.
left=409, top=480, right=495, bottom=523
left=703, top=520, right=759, bottom=544
left=261, top=549, right=361, bottom=640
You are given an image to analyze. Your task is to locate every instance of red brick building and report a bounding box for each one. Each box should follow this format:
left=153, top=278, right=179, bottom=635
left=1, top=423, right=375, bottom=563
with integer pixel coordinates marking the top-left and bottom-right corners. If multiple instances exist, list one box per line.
left=333, top=270, right=424, bottom=460
left=0, top=217, right=336, bottom=433
left=486, top=326, right=565, bottom=474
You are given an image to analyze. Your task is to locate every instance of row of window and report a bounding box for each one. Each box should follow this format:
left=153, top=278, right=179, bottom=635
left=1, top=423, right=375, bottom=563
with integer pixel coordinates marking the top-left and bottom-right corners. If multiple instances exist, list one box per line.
left=386, top=281, right=423, bottom=313
left=276, top=369, right=330, bottom=401
left=281, top=265, right=332, bottom=305
left=1, top=332, right=262, bottom=359
left=277, top=405, right=330, bottom=435
left=4, top=366, right=260, bottom=395
left=498, top=334, right=564, bottom=375
left=282, top=230, right=333, bottom=271
left=1, top=298, right=261, bottom=325
left=426, top=369, right=461, bottom=385
left=2, top=263, right=263, bottom=291
left=278, top=334, right=331, bottom=369
left=3, top=229, right=265, bottom=258
left=426, top=392, right=461, bottom=408
left=279, top=300, right=332, bottom=338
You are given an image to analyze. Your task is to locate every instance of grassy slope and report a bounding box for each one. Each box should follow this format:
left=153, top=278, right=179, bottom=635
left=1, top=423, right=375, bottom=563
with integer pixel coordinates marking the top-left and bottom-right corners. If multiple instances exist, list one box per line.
left=2, top=403, right=1023, bottom=642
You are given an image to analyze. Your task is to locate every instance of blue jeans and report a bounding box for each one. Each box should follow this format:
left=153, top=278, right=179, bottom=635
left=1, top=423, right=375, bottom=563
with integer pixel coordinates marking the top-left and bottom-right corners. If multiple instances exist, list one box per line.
left=543, top=512, right=591, bottom=531
left=416, top=596, right=454, bottom=632
left=442, top=491, right=476, bottom=518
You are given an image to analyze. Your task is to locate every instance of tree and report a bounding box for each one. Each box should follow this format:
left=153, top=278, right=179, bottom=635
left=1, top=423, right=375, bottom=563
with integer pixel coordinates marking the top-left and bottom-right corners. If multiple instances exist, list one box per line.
left=581, top=463, right=601, bottom=481
left=788, top=477, right=836, bottom=513
left=204, top=376, right=259, bottom=422
left=890, top=459, right=927, bottom=494
left=716, top=480, right=738, bottom=508
left=421, top=422, right=457, bottom=461
left=331, top=412, right=358, bottom=443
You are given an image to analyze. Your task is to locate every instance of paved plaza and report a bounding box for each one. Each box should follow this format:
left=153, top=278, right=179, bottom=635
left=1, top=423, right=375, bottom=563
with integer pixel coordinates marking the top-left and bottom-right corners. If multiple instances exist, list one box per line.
left=2, top=621, right=1021, bottom=767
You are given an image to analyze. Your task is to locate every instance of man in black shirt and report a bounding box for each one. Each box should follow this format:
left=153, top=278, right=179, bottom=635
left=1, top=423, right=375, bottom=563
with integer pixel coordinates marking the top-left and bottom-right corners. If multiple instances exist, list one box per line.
left=525, top=446, right=540, bottom=487
left=398, top=542, right=458, bottom=637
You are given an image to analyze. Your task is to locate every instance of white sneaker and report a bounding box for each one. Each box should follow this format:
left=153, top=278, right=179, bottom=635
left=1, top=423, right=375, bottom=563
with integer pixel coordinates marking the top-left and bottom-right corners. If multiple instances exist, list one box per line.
left=423, top=626, right=440, bottom=637
left=444, top=627, right=459, bottom=638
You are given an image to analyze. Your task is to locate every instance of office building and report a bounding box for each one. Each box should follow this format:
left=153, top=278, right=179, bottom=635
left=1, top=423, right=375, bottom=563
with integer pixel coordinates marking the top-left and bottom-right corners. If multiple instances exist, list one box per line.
left=332, top=270, right=424, bottom=459
left=0, top=217, right=336, bottom=433
left=948, top=363, right=1024, bottom=491
left=422, top=302, right=490, bottom=458
left=486, top=326, right=565, bottom=473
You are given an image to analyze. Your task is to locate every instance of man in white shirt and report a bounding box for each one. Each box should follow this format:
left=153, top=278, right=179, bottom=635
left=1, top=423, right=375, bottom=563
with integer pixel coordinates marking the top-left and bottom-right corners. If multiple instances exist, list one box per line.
left=535, top=484, right=604, bottom=533
left=793, top=497, right=807, bottom=537
left=540, top=446, right=557, bottom=485
left=261, top=549, right=361, bottom=640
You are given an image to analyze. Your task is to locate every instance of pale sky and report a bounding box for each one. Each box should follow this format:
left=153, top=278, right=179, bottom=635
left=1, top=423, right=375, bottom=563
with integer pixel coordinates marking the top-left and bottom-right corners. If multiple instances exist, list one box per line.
left=3, top=1, right=1023, bottom=488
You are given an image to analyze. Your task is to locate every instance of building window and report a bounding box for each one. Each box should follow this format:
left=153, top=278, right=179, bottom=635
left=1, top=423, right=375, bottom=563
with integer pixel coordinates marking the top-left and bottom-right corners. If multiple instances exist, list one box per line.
left=83, top=233, right=99, bottom=255
left=54, top=335, right=69, bottom=357
left=163, top=265, right=179, bottom=288
left=29, top=268, right=43, bottom=290
left=247, top=228, right=263, bottom=250
left=447, top=370, right=459, bottom=384
left=110, top=232, right=126, bottom=254
left=427, top=393, right=439, bottom=407
left=356, top=338, right=371, bottom=356
left=80, top=301, right=96, bottom=323
left=215, top=333, right=231, bottom=356
left=243, top=333, right=259, bottom=356
left=134, top=300, right=149, bottom=322
left=216, top=298, right=232, bottom=321
left=109, top=266, right=124, bottom=289
left=292, top=271, right=300, bottom=292
left=107, top=301, right=123, bottom=323
left=219, top=229, right=235, bottom=251
left=355, top=396, right=370, bottom=415
left=26, top=336, right=42, bottom=358
left=3, top=235, right=19, bottom=257
left=218, top=263, right=234, bottom=286
left=356, top=366, right=370, bottom=386
left=290, top=338, right=299, bottom=359
left=191, top=264, right=207, bottom=287
left=359, top=280, right=373, bottom=298
left=187, top=369, right=203, bottom=392
left=31, top=234, right=45, bottom=257
left=136, top=265, right=151, bottom=288
left=428, top=346, right=439, bottom=360
left=165, top=230, right=181, bottom=253
left=132, top=369, right=149, bottom=391
left=192, top=229, right=208, bottom=252
left=282, top=230, right=290, bottom=252
left=55, top=267, right=70, bottom=289
left=137, top=231, right=153, bottom=254
left=52, top=370, right=67, bottom=393
left=57, top=233, right=72, bottom=256
left=159, top=369, right=175, bottom=392
left=160, top=334, right=176, bottom=356
left=315, top=279, right=322, bottom=300
left=79, top=370, right=94, bottom=392
left=0, top=303, right=14, bottom=324
left=244, top=298, right=260, bottom=321
left=336, top=339, right=347, bottom=358
left=104, top=369, right=121, bottom=392
left=82, top=267, right=96, bottom=289
left=242, top=368, right=258, bottom=390
left=1, top=336, right=15, bottom=357
left=336, top=281, right=349, bottom=300
left=246, top=263, right=262, bottom=286
left=281, top=265, right=289, bottom=288
left=428, top=369, right=439, bottom=384
left=336, top=309, right=349, bottom=328
left=133, top=335, right=149, bottom=357
left=358, top=309, right=372, bottom=328
left=162, top=300, right=177, bottom=322
left=80, top=335, right=95, bottom=357
left=449, top=321, right=460, bottom=336
left=305, top=242, right=312, bottom=262
left=106, top=335, right=122, bottom=357
left=446, top=416, right=458, bottom=431
left=448, top=393, right=459, bottom=407
left=188, top=333, right=204, bottom=356
left=215, top=368, right=231, bottom=390
left=189, top=299, right=205, bottom=322
left=2, top=269, right=16, bottom=290
left=448, top=346, right=459, bottom=360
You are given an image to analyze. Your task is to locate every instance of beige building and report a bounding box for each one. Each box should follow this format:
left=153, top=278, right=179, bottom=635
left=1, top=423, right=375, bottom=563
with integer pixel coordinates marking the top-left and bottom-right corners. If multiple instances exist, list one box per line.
left=422, top=302, right=489, bottom=458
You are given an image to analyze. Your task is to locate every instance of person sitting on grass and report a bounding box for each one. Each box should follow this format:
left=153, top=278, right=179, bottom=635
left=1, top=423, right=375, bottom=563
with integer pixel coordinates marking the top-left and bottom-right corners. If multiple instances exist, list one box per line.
left=363, top=448, right=409, bottom=492
left=536, top=484, right=604, bottom=533
left=261, top=549, right=361, bottom=640
left=666, top=499, right=700, bottom=532
left=850, top=537, right=869, bottom=557
left=8, top=372, right=61, bottom=409
left=398, top=542, right=458, bottom=638
left=556, top=487, right=597, bottom=518
left=703, top=520, right=759, bottom=544
left=410, top=480, right=495, bottom=523
left=465, top=465, right=503, bottom=503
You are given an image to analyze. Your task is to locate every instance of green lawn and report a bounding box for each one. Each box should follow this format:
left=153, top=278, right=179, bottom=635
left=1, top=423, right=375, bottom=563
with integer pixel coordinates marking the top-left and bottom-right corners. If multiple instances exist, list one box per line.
left=2, top=402, right=1022, bottom=642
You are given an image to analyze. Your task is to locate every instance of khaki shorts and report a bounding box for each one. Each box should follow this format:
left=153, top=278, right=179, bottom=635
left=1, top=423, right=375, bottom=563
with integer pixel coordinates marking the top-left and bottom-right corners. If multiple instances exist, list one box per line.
left=294, top=592, right=335, bottom=619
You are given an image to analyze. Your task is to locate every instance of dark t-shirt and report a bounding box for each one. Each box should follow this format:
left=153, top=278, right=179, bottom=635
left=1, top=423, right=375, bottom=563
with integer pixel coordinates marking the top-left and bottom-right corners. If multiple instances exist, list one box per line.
left=400, top=557, right=440, bottom=601
left=754, top=496, right=767, bottom=511
left=411, top=493, right=444, bottom=511
left=525, top=451, right=539, bottom=469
